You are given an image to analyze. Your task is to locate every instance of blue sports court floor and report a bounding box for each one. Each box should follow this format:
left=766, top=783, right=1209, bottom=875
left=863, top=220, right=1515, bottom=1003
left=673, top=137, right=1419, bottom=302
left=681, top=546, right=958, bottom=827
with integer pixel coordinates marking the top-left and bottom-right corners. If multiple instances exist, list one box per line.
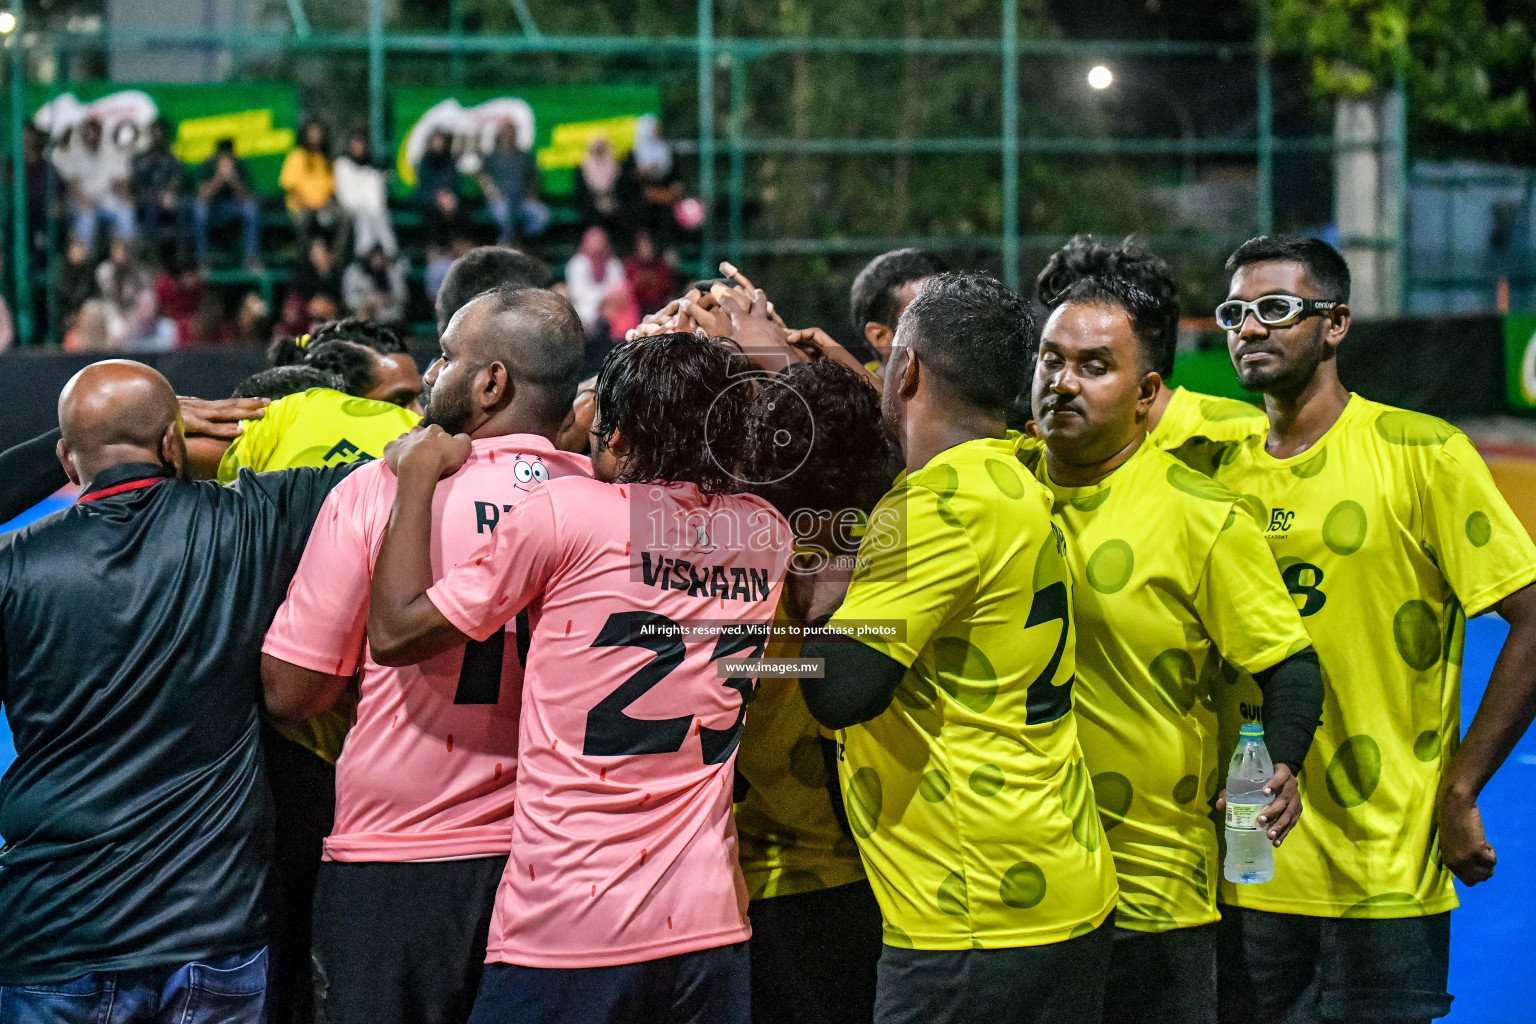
left=0, top=499, right=1530, bottom=1021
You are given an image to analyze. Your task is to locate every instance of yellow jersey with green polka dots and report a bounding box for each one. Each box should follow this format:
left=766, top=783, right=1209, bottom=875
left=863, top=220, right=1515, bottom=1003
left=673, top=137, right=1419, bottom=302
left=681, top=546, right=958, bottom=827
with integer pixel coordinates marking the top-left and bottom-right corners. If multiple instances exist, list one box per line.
left=1149, top=386, right=1267, bottom=451
left=1023, top=438, right=1311, bottom=932
left=1205, top=394, right=1536, bottom=918
left=734, top=624, right=866, bottom=901
left=217, top=388, right=419, bottom=484
left=828, top=434, right=1119, bottom=950
left=218, top=387, right=419, bottom=764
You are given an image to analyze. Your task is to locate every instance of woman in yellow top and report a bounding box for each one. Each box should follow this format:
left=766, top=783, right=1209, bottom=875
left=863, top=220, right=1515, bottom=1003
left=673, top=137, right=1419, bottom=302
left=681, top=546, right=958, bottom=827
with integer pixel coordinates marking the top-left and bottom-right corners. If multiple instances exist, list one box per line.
left=280, top=119, right=346, bottom=253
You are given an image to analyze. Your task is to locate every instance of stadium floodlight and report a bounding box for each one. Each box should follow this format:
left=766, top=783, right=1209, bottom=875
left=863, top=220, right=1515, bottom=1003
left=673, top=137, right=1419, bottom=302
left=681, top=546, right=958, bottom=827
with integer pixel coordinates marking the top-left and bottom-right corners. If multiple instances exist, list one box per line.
left=1087, top=64, right=1113, bottom=90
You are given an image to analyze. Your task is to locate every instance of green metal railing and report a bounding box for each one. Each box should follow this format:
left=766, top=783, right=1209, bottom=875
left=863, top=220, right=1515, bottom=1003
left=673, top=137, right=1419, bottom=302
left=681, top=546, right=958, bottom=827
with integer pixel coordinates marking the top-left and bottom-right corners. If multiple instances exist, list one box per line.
left=5, top=0, right=1398, bottom=345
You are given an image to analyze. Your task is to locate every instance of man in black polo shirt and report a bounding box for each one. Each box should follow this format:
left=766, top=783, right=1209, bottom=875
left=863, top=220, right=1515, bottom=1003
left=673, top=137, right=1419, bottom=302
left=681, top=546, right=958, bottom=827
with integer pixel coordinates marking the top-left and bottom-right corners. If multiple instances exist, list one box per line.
left=0, top=360, right=361, bottom=1022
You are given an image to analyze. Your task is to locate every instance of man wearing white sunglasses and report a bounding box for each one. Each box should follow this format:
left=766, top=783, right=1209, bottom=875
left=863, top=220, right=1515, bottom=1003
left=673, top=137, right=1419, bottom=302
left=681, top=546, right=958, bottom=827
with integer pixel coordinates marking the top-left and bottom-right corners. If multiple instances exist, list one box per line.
left=1201, top=234, right=1536, bottom=1024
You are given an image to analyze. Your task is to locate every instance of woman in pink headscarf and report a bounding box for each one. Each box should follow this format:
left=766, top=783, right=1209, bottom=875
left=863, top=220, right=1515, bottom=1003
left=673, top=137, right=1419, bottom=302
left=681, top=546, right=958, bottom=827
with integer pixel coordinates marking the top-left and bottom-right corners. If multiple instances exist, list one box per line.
left=565, top=226, right=627, bottom=337
left=574, top=137, right=635, bottom=238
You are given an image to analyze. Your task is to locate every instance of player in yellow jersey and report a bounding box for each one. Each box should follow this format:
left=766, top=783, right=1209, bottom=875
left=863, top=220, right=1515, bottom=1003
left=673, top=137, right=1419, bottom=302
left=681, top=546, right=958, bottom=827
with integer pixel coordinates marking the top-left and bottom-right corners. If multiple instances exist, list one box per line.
left=1027, top=237, right=1324, bottom=1024
left=1205, top=235, right=1536, bottom=1024
left=849, top=248, right=949, bottom=376
left=1038, top=237, right=1266, bottom=454
left=735, top=360, right=896, bottom=1024
left=800, top=274, right=1119, bottom=1024
left=210, top=341, right=419, bottom=1024
left=1147, top=385, right=1266, bottom=450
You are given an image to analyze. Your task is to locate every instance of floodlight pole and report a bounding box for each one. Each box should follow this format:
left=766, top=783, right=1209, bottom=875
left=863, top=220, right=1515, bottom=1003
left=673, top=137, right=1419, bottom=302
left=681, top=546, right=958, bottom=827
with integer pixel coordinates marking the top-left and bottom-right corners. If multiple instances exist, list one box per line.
left=1001, top=0, right=1020, bottom=290
left=368, top=0, right=386, bottom=164
left=697, top=0, right=715, bottom=272
left=10, top=14, right=29, bottom=345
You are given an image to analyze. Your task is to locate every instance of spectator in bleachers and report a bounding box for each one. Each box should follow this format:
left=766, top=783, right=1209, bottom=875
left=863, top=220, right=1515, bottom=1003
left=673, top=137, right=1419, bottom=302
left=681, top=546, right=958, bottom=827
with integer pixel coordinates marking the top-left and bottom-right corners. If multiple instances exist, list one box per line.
left=291, top=236, right=342, bottom=307
left=233, top=292, right=271, bottom=346
left=281, top=119, right=345, bottom=253
left=573, top=137, right=630, bottom=240
left=334, top=131, right=397, bottom=258
left=342, top=244, right=408, bottom=327
left=58, top=236, right=97, bottom=326
left=425, top=235, right=475, bottom=304
left=153, top=250, right=206, bottom=346
left=624, top=229, right=675, bottom=316
left=95, top=236, right=175, bottom=351
left=415, top=128, right=465, bottom=250
left=21, top=125, right=49, bottom=260
left=132, top=119, right=187, bottom=254
left=194, top=138, right=262, bottom=271
left=565, top=225, right=625, bottom=339
left=478, top=122, right=548, bottom=246
left=53, top=116, right=135, bottom=250
left=631, top=115, right=683, bottom=246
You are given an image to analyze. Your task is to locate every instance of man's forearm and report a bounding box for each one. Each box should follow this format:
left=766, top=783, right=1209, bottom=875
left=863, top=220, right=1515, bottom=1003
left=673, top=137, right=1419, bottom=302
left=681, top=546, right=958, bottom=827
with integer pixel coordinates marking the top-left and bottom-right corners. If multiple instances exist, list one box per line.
left=368, top=471, right=456, bottom=664
left=1252, top=648, right=1324, bottom=775
left=800, top=630, right=907, bottom=730
left=1445, top=589, right=1536, bottom=800
left=0, top=428, right=68, bottom=524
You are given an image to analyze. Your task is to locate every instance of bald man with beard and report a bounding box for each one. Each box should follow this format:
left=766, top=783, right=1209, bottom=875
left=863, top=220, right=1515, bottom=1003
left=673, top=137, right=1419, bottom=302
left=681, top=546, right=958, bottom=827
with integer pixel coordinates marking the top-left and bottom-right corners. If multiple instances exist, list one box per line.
left=0, top=361, right=368, bottom=1023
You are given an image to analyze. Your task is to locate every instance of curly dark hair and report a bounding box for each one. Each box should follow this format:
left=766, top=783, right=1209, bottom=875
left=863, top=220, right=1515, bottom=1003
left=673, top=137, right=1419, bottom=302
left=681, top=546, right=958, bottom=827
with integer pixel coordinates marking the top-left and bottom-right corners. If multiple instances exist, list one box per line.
left=592, top=333, right=751, bottom=494
left=267, top=317, right=408, bottom=369
left=231, top=365, right=344, bottom=401
left=1035, top=234, right=1180, bottom=378
left=296, top=340, right=380, bottom=398
left=900, top=272, right=1035, bottom=417
left=743, top=360, right=891, bottom=519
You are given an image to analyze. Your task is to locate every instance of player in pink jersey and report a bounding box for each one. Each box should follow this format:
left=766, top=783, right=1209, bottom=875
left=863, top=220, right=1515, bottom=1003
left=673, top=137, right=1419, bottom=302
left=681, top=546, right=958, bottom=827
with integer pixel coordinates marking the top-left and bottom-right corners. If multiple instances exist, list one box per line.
left=369, top=334, right=793, bottom=1024
left=260, top=285, right=589, bottom=1024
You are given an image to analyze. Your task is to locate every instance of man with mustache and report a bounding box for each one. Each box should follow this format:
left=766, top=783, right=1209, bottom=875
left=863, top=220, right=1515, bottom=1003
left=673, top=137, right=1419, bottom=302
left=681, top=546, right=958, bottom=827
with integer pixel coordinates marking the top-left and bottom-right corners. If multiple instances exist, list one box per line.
left=1036, top=235, right=1267, bottom=453
left=260, top=285, right=590, bottom=1024
left=1026, top=237, right=1323, bottom=1024
left=1202, top=235, right=1536, bottom=1024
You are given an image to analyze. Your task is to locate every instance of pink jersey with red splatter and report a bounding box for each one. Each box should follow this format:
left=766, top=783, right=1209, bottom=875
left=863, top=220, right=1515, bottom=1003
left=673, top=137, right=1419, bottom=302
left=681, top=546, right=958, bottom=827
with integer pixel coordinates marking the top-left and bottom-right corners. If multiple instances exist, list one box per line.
left=262, top=434, right=592, bottom=862
left=425, top=476, right=792, bottom=968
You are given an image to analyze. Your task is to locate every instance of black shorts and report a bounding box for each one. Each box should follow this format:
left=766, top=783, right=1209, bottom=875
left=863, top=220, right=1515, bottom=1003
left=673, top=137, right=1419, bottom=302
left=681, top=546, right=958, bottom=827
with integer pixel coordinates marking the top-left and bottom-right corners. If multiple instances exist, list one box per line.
left=262, top=723, right=336, bottom=1024
left=467, top=942, right=749, bottom=1024
left=872, top=917, right=1113, bottom=1024
left=1103, top=923, right=1216, bottom=1024
left=747, top=880, right=882, bottom=1024
left=1217, top=905, right=1452, bottom=1023
left=311, top=855, right=506, bottom=1024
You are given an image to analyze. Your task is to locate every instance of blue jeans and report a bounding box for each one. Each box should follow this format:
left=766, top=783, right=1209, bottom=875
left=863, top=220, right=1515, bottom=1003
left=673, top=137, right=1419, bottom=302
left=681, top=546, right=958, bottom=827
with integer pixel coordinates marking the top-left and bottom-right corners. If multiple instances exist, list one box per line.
left=0, top=947, right=266, bottom=1024
left=70, top=196, right=135, bottom=249
left=193, top=198, right=261, bottom=264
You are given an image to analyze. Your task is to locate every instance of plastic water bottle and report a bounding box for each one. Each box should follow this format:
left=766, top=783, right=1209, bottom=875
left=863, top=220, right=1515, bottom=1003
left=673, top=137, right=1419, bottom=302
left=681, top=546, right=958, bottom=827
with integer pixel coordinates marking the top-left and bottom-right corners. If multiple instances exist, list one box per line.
left=1223, top=722, right=1275, bottom=884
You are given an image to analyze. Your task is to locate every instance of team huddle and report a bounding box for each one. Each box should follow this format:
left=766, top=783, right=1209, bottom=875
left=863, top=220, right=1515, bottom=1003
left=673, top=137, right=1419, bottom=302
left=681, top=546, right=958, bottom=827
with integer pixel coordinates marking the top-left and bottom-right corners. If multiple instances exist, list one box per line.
left=0, top=234, right=1534, bottom=1024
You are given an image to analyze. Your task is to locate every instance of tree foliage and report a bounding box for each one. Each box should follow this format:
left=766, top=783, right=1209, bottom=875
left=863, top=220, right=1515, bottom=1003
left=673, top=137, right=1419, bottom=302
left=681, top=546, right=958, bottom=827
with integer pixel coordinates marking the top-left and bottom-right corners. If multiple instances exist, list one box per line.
left=1269, top=0, right=1533, bottom=132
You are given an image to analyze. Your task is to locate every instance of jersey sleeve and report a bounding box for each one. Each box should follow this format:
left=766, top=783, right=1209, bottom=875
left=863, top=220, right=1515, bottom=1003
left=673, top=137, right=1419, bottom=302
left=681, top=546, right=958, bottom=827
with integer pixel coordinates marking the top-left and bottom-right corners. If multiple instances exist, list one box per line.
left=1193, top=504, right=1312, bottom=674
left=216, top=397, right=292, bottom=483
left=1423, top=432, right=1536, bottom=616
left=828, top=483, right=978, bottom=668
left=230, top=462, right=361, bottom=560
left=262, top=473, right=373, bottom=676
left=426, top=484, right=565, bottom=643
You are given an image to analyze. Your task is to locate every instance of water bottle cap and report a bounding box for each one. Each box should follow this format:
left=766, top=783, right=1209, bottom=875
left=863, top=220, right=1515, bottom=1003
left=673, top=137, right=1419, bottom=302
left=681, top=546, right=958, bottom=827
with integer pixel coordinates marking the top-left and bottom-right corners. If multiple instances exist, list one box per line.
left=1239, top=723, right=1264, bottom=737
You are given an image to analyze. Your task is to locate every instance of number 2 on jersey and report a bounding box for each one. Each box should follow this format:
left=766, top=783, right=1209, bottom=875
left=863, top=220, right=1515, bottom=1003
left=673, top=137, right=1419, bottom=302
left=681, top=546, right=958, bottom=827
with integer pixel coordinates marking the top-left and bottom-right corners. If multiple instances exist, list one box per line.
left=583, top=611, right=767, bottom=760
